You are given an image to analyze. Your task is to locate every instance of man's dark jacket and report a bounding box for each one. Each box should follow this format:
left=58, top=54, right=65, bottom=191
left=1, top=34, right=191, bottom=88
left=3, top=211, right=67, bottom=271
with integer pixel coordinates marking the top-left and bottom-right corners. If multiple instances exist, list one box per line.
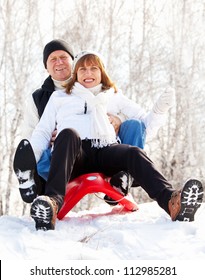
left=32, top=76, right=54, bottom=118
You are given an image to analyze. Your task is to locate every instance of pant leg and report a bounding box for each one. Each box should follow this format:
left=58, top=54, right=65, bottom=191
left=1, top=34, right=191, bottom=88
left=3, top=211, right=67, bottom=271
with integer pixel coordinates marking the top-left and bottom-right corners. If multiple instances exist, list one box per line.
left=44, top=128, right=84, bottom=208
left=37, top=147, right=51, bottom=181
left=118, top=120, right=146, bottom=149
left=97, top=143, right=174, bottom=213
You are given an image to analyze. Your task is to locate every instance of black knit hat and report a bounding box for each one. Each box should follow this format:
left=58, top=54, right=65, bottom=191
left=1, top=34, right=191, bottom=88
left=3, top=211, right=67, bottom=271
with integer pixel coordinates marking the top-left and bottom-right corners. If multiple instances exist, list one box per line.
left=43, top=39, right=74, bottom=68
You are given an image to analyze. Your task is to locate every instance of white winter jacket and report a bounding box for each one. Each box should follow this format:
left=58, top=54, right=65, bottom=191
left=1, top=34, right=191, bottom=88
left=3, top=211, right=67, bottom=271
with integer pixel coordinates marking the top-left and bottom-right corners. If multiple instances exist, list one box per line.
left=30, top=87, right=166, bottom=162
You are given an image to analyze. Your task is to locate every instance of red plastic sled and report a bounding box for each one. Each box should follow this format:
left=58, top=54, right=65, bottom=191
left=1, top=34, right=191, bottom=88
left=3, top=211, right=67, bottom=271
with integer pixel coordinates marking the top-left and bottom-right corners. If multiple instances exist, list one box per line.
left=57, top=172, right=138, bottom=220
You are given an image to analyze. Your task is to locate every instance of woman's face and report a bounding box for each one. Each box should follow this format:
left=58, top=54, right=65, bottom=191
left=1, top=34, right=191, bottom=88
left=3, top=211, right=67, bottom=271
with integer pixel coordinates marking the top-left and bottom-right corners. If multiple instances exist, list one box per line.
left=77, top=63, right=102, bottom=88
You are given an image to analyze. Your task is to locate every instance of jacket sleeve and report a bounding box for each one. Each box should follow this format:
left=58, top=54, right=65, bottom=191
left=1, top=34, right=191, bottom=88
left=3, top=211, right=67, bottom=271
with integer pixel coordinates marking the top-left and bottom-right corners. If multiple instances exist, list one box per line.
left=143, top=110, right=166, bottom=140
left=29, top=96, right=56, bottom=162
left=113, top=90, right=167, bottom=140
left=22, top=94, right=39, bottom=139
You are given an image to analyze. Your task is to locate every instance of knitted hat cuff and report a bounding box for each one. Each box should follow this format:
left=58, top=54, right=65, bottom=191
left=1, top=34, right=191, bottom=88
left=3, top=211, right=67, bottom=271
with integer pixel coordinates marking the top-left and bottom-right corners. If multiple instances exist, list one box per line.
left=73, top=50, right=106, bottom=72
left=43, top=39, right=74, bottom=68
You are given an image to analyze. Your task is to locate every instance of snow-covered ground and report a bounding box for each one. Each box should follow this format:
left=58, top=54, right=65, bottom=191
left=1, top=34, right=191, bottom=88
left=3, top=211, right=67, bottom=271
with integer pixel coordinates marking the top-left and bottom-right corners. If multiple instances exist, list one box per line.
left=1, top=201, right=205, bottom=279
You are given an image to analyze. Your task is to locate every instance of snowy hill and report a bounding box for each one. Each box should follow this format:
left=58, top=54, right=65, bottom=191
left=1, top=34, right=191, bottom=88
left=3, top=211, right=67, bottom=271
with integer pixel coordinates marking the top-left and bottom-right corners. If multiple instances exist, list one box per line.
left=1, top=201, right=205, bottom=260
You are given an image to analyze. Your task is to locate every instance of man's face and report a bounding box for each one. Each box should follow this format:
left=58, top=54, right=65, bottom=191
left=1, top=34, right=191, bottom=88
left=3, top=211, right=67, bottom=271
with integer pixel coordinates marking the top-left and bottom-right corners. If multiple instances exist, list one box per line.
left=46, top=50, right=73, bottom=81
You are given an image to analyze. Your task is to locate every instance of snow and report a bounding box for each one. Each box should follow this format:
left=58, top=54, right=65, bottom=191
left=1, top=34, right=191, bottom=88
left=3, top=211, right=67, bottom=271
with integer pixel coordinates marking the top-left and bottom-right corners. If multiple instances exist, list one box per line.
left=1, top=200, right=205, bottom=278
left=0, top=196, right=204, bottom=280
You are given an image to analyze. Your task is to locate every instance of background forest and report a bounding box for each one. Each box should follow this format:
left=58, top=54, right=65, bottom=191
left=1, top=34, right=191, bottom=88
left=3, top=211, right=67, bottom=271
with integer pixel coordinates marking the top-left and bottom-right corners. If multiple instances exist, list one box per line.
left=0, top=0, right=205, bottom=216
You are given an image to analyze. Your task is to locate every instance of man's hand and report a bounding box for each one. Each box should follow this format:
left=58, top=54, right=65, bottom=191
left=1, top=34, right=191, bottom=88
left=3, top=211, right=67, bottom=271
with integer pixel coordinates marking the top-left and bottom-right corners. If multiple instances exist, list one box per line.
left=107, top=113, right=122, bottom=135
left=50, top=129, right=57, bottom=146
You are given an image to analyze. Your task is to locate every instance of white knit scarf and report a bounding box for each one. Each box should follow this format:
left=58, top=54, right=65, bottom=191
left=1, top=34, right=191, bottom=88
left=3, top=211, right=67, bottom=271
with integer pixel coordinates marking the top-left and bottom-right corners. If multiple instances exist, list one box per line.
left=72, top=82, right=117, bottom=148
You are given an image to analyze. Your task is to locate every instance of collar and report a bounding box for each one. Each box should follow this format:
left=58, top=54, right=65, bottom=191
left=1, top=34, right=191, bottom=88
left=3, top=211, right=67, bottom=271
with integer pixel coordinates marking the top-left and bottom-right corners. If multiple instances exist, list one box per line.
left=52, top=77, right=70, bottom=90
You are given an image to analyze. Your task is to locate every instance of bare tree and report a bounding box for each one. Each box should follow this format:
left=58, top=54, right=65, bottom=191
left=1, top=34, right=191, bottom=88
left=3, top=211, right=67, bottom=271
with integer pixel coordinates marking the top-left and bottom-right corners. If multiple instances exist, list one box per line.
left=0, top=0, right=43, bottom=215
left=155, top=0, right=205, bottom=186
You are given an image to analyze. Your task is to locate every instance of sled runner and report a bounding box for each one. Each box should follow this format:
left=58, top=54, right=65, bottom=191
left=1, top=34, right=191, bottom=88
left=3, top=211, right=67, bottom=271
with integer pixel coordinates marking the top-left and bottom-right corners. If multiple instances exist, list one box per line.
left=57, top=173, right=138, bottom=219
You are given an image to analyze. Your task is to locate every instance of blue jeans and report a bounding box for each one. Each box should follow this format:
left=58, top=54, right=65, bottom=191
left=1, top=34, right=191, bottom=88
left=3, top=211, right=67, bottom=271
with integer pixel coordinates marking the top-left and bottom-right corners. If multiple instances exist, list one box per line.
left=37, top=147, right=52, bottom=181
left=37, top=119, right=146, bottom=181
left=118, top=119, right=146, bottom=149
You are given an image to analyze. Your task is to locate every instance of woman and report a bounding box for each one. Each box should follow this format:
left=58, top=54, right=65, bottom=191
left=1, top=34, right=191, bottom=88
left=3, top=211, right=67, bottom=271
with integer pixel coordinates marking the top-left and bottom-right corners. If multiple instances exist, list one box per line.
left=14, top=51, right=203, bottom=230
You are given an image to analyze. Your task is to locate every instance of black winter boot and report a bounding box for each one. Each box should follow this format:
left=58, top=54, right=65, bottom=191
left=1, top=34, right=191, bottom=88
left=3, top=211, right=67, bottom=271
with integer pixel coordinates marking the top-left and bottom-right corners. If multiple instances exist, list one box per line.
left=104, top=171, right=134, bottom=206
left=13, top=139, right=38, bottom=203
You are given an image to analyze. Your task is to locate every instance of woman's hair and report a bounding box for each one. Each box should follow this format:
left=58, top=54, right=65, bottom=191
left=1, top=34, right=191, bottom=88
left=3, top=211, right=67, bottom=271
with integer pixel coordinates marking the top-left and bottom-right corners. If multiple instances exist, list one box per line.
left=65, top=54, right=118, bottom=94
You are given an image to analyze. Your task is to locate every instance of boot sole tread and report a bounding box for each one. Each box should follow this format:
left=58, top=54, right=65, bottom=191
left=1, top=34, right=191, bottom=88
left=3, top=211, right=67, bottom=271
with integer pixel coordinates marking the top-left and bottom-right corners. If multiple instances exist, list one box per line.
left=30, top=198, right=54, bottom=230
left=175, top=179, right=204, bottom=222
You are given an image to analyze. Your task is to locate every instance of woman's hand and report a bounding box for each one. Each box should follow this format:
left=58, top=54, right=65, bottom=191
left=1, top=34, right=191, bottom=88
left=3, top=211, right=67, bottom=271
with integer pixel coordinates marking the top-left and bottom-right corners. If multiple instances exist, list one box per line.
left=153, top=87, right=176, bottom=114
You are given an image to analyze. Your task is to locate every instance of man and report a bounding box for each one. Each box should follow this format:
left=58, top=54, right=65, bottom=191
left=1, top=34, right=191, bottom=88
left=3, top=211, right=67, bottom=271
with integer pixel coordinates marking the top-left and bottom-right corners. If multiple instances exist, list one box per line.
left=22, top=40, right=74, bottom=184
